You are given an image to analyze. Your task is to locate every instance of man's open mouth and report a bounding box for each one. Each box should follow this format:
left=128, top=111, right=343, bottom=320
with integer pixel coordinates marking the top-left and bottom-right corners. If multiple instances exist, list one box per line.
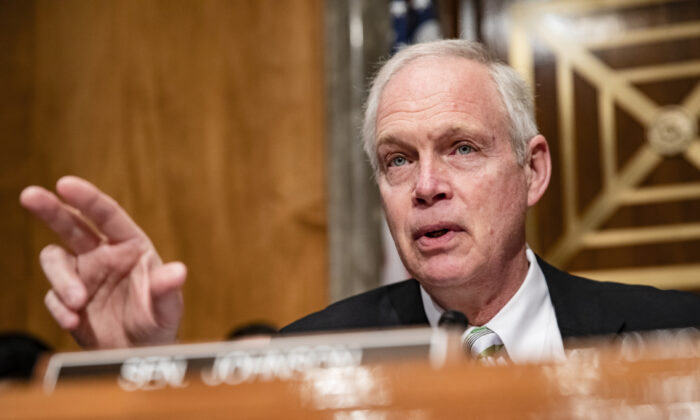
left=424, top=229, right=450, bottom=238
left=413, top=224, right=462, bottom=241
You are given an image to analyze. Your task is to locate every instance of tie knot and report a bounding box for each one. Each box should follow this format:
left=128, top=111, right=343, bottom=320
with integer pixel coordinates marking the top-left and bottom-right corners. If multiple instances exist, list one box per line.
left=463, top=326, right=507, bottom=361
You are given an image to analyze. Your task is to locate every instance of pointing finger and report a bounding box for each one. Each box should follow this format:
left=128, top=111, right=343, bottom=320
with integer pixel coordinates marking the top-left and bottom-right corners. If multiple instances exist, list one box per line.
left=55, top=176, right=146, bottom=244
left=20, top=186, right=103, bottom=254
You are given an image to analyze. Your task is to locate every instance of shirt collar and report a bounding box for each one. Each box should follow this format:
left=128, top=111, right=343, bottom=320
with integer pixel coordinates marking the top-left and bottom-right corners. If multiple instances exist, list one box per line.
left=420, top=247, right=563, bottom=362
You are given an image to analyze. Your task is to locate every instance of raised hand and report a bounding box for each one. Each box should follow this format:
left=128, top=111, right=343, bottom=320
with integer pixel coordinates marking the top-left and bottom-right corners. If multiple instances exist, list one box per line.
left=20, top=176, right=186, bottom=349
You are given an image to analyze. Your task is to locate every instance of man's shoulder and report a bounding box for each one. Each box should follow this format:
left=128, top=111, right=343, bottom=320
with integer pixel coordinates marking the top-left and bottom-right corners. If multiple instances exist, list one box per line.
left=280, top=279, right=428, bottom=334
left=539, top=257, right=700, bottom=333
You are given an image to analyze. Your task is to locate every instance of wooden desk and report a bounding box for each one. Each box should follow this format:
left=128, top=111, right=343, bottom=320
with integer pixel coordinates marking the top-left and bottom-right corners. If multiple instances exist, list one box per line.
left=2, top=330, right=699, bottom=419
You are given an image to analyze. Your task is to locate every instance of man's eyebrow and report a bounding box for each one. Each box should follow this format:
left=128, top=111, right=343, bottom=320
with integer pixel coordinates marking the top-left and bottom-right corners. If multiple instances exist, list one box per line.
left=376, top=136, right=410, bottom=149
left=376, top=125, right=492, bottom=149
left=436, top=125, right=483, bottom=140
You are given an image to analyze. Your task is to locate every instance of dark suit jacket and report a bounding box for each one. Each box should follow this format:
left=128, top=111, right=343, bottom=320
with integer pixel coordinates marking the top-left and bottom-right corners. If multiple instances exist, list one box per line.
left=281, top=258, right=700, bottom=338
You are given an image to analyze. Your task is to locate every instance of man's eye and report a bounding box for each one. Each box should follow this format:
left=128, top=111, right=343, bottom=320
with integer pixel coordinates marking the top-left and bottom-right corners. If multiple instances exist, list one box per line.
left=389, top=156, right=407, bottom=167
left=456, top=144, right=473, bottom=155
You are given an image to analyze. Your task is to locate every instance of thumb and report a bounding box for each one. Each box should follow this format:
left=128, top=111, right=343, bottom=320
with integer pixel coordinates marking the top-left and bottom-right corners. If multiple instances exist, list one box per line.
left=150, top=261, right=186, bottom=330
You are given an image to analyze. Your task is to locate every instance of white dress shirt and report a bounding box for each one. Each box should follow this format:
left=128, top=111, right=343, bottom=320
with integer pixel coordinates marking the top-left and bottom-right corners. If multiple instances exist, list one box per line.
left=420, top=247, right=565, bottom=363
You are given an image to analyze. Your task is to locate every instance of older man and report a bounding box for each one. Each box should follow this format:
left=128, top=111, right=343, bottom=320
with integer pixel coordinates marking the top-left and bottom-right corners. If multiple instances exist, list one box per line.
left=20, top=40, right=700, bottom=361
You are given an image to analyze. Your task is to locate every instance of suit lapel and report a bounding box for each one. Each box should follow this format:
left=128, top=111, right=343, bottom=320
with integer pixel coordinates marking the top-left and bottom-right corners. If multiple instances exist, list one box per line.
left=537, top=257, right=625, bottom=339
left=386, top=279, right=430, bottom=326
left=397, top=259, right=627, bottom=340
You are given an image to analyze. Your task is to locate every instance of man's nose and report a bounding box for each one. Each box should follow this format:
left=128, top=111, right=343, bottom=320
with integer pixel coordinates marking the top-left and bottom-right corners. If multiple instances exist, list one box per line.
left=412, top=161, right=452, bottom=206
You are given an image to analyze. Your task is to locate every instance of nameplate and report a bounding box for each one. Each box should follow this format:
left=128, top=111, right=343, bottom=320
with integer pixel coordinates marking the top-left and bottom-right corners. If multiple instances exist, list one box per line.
left=42, top=327, right=448, bottom=393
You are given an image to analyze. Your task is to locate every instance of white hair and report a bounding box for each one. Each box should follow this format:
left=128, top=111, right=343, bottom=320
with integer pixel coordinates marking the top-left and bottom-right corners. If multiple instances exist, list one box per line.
left=362, top=39, right=538, bottom=171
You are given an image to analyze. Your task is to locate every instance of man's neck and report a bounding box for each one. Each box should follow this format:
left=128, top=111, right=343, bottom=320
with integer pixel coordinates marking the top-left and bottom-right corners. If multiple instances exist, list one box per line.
left=421, top=246, right=529, bottom=326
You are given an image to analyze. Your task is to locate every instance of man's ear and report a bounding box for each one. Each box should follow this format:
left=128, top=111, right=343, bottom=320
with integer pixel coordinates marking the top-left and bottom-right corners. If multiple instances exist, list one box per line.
left=525, top=135, right=551, bottom=207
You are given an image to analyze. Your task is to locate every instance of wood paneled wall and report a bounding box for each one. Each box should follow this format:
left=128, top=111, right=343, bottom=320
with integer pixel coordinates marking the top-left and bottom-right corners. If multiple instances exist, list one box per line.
left=478, top=0, right=700, bottom=290
left=0, top=0, right=327, bottom=350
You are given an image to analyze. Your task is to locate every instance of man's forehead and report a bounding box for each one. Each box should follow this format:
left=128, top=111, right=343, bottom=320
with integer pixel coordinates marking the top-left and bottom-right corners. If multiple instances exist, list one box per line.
left=380, top=56, right=493, bottom=104
left=375, top=56, right=506, bottom=140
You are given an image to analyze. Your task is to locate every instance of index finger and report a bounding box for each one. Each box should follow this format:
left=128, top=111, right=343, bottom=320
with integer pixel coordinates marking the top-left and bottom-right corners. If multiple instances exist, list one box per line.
left=55, top=176, right=147, bottom=244
left=20, top=185, right=103, bottom=254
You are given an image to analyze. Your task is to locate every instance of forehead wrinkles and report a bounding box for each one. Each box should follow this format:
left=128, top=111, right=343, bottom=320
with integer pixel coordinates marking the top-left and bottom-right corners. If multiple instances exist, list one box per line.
left=377, top=93, right=469, bottom=122
left=375, top=57, right=508, bottom=137
left=377, top=94, right=490, bottom=125
left=376, top=93, right=507, bottom=147
left=377, top=68, right=460, bottom=116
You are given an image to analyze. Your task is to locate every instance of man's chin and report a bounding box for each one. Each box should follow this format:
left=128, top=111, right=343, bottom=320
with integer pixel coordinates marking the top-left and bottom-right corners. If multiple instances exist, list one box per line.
left=410, top=261, right=474, bottom=289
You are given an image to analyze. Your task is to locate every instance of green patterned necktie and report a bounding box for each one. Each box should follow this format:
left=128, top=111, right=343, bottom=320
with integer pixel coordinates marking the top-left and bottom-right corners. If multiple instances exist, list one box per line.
left=463, top=326, right=508, bottom=361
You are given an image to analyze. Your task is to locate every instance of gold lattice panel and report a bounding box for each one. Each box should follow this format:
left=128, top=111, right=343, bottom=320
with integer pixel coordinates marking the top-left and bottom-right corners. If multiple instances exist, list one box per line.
left=509, top=0, right=700, bottom=290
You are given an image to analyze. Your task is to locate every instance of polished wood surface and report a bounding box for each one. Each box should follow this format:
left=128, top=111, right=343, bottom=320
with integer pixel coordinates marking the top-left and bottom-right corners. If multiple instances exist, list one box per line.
left=0, top=0, right=326, bottom=350
left=3, top=333, right=700, bottom=419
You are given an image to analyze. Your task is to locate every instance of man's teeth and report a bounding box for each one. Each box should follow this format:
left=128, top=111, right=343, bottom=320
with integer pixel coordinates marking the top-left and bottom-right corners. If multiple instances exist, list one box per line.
left=425, top=229, right=449, bottom=238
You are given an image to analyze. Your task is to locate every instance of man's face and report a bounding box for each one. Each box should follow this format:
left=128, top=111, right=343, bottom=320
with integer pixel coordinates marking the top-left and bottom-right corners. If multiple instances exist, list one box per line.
left=375, top=56, right=531, bottom=290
